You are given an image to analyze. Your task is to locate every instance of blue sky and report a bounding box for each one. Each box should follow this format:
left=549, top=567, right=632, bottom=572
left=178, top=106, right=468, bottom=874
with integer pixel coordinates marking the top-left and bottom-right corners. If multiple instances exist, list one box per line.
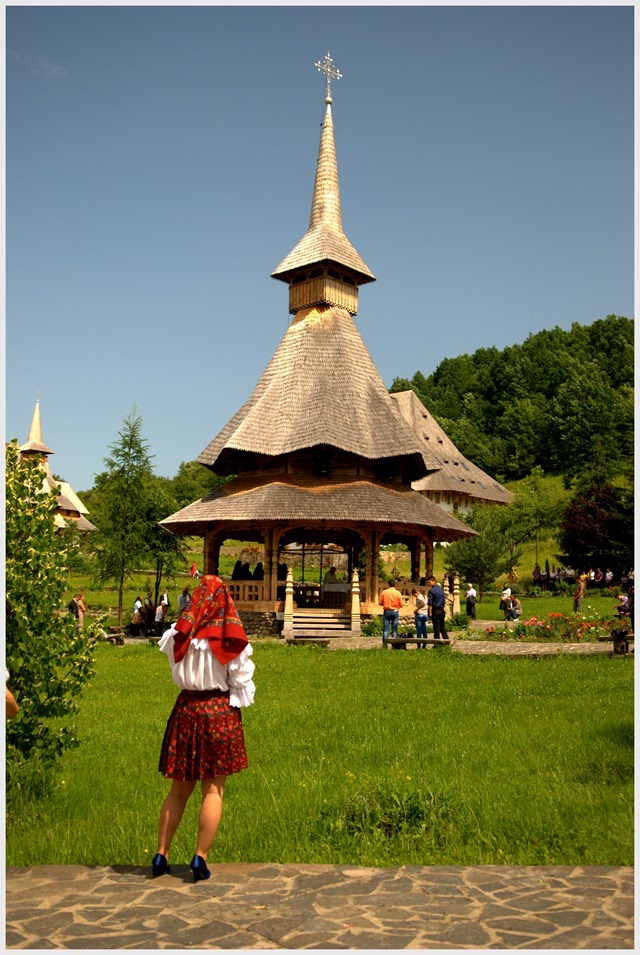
left=6, top=4, right=634, bottom=494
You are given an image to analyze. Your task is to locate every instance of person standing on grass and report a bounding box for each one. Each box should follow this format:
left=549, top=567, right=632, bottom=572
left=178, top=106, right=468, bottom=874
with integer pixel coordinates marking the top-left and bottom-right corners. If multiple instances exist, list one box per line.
left=427, top=576, right=449, bottom=642
left=465, top=582, right=477, bottom=620
left=75, top=593, right=86, bottom=630
left=412, top=586, right=429, bottom=649
left=573, top=574, right=587, bottom=613
left=144, top=593, right=154, bottom=634
left=152, top=575, right=255, bottom=883
left=155, top=603, right=165, bottom=637
left=379, top=578, right=405, bottom=647
left=499, top=584, right=511, bottom=619
left=178, top=587, right=191, bottom=614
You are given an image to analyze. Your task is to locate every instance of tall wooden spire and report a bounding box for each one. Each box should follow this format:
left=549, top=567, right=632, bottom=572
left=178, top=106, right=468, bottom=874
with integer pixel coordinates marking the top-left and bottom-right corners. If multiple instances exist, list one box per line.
left=19, top=399, right=54, bottom=456
left=271, top=52, right=374, bottom=316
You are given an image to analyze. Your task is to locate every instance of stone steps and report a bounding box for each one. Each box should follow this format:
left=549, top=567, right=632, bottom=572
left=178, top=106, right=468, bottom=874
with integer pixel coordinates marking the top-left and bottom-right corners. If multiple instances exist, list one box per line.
left=287, top=609, right=356, bottom=640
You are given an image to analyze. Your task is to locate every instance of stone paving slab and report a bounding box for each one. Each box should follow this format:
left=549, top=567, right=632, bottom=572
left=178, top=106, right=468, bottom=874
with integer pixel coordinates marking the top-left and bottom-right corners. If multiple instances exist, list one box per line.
left=6, top=864, right=634, bottom=949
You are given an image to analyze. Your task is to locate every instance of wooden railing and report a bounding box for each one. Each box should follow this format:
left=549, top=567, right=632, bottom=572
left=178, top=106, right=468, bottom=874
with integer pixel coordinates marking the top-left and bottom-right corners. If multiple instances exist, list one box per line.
left=228, top=581, right=265, bottom=604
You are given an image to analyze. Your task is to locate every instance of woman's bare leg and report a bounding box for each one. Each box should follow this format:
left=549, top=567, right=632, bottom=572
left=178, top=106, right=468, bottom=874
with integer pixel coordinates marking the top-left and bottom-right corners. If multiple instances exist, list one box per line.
left=195, top=775, right=226, bottom=860
left=157, top=779, right=196, bottom=857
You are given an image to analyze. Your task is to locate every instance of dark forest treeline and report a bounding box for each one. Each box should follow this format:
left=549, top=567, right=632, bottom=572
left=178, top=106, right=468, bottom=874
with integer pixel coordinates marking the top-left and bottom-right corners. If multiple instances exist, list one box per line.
left=390, top=314, right=634, bottom=483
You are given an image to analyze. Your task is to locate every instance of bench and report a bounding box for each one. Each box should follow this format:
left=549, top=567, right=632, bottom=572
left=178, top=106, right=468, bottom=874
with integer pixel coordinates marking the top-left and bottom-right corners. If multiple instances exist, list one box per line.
left=388, top=637, right=451, bottom=649
left=598, top=627, right=634, bottom=655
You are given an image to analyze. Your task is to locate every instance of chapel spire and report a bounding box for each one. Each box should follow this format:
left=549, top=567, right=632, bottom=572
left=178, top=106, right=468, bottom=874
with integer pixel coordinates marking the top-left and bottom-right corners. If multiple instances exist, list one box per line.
left=271, top=52, right=375, bottom=316
left=20, top=398, right=54, bottom=456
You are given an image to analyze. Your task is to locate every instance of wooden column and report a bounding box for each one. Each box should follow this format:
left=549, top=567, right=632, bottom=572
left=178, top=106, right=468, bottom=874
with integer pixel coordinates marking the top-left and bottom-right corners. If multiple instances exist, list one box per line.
left=410, top=540, right=421, bottom=582
left=264, top=526, right=278, bottom=603
left=363, top=527, right=374, bottom=605
left=282, top=567, right=294, bottom=638
left=204, top=529, right=222, bottom=575
left=350, top=568, right=361, bottom=635
left=443, top=575, right=452, bottom=619
left=453, top=575, right=460, bottom=615
left=424, top=537, right=434, bottom=581
left=371, top=529, right=381, bottom=605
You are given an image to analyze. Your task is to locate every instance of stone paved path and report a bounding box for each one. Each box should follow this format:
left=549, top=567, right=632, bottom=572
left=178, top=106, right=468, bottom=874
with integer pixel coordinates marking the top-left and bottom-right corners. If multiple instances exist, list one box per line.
left=5, top=863, right=634, bottom=950
left=324, top=634, right=633, bottom=655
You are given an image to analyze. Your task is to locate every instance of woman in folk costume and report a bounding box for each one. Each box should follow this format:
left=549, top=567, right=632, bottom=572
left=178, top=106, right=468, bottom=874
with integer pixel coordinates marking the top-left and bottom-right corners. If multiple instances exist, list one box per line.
left=152, top=575, right=255, bottom=882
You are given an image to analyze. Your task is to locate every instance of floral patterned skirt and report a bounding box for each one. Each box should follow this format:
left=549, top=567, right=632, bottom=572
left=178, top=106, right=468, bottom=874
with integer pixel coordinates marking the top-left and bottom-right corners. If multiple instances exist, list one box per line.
left=158, top=689, right=248, bottom=781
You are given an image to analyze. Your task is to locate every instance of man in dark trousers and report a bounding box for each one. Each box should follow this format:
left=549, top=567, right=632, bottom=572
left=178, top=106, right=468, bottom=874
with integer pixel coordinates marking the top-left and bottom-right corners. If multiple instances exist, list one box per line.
left=427, top=576, right=449, bottom=642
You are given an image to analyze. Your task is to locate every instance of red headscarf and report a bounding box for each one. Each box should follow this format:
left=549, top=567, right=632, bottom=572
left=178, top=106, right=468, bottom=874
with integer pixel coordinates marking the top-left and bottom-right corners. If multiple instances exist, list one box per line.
left=172, top=575, right=248, bottom=665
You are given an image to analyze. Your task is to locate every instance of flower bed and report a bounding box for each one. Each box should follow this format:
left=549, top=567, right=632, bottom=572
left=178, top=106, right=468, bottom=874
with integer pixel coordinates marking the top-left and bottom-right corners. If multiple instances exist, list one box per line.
left=477, top=610, right=619, bottom=643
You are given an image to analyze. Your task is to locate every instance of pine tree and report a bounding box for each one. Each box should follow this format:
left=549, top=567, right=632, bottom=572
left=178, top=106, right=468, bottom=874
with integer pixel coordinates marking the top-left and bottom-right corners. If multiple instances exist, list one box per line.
left=92, top=408, right=155, bottom=625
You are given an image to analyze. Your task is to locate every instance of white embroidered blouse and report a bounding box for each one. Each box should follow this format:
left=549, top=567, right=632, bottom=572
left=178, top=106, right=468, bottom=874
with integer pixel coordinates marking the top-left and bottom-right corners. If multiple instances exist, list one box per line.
left=158, top=628, right=256, bottom=708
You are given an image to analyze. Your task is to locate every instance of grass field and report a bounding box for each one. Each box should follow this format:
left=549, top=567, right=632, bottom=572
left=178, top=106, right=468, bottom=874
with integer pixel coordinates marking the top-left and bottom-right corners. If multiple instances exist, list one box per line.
left=6, top=642, right=633, bottom=869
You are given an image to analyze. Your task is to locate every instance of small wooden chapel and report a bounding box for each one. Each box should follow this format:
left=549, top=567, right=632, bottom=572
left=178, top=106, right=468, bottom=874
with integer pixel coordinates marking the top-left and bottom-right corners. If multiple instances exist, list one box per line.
left=19, top=399, right=97, bottom=534
left=161, top=54, right=475, bottom=635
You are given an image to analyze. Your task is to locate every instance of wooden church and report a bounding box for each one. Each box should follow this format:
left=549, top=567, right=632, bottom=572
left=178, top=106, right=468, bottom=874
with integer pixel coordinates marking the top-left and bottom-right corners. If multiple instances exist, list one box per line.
left=161, top=55, right=477, bottom=634
left=19, top=399, right=97, bottom=534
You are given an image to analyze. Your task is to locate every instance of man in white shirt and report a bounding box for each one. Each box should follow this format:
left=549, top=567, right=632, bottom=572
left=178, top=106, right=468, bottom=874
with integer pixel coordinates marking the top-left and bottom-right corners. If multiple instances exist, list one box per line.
left=465, top=583, right=477, bottom=620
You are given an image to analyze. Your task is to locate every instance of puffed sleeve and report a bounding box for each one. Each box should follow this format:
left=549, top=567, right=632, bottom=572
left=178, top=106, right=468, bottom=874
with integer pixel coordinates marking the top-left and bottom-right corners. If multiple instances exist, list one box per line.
left=227, top=644, right=256, bottom=708
left=158, top=627, right=177, bottom=656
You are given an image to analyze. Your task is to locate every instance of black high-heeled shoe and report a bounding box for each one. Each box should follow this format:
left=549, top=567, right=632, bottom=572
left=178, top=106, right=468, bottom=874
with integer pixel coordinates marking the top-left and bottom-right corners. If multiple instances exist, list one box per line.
left=190, top=854, right=211, bottom=882
left=151, top=853, right=171, bottom=877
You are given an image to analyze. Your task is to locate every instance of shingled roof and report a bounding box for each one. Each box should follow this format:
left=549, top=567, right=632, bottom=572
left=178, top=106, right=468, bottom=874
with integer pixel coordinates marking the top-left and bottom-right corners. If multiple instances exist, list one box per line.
left=390, top=390, right=514, bottom=505
left=198, top=305, right=432, bottom=479
left=160, top=475, right=474, bottom=539
left=271, top=102, right=374, bottom=285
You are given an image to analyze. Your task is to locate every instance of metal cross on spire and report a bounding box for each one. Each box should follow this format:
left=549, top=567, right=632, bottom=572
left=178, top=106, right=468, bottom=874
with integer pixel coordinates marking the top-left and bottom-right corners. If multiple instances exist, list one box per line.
left=315, top=51, right=342, bottom=103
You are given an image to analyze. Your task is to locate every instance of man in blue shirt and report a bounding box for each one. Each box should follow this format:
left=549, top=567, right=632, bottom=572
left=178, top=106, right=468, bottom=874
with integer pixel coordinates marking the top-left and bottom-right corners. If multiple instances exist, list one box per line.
left=427, top=576, right=449, bottom=642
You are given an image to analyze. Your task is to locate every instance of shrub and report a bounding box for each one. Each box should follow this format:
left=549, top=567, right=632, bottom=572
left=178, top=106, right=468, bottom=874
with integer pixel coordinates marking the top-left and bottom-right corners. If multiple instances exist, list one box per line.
left=361, top=616, right=383, bottom=637
left=5, top=442, right=96, bottom=778
left=449, top=612, right=470, bottom=629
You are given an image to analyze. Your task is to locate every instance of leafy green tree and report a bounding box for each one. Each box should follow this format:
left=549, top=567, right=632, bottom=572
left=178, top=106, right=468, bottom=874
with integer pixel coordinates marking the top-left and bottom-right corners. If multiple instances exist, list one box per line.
left=392, top=315, right=633, bottom=483
left=168, top=460, right=228, bottom=508
left=5, top=442, right=96, bottom=774
left=140, top=478, right=188, bottom=606
left=503, top=467, right=562, bottom=565
left=547, top=360, right=621, bottom=479
left=443, top=506, right=515, bottom=600
left=493, top=397, right=544, bottom=479
left=557, top=481, right=634, bottom=574
left=91, top=408, right=155, bottom=625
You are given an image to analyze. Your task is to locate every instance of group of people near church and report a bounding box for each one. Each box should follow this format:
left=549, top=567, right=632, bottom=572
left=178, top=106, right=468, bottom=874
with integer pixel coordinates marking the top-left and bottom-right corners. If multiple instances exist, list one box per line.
left=129, top=589, right=173, bottom=637
left=498, top=585, right=522, bottom=621
left=231, top=560, right=290, bottom=582
left=379, top=576, right=455, bottom=648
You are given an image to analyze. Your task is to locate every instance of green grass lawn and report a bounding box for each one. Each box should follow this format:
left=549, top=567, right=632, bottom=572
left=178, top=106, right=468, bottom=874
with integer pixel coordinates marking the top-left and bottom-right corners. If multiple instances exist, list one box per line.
left=6, top=642, right=633, bottom=869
